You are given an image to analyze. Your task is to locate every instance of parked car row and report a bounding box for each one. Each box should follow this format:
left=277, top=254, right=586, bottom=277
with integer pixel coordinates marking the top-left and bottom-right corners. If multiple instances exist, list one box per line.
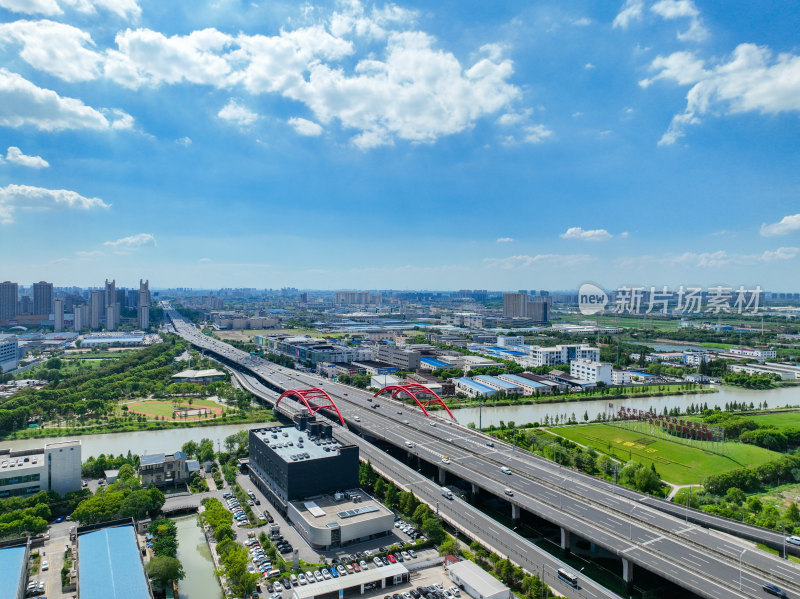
left=223, top=492, right=250, bottom=527
left=383, top=583, right=460, bottom=599
left=394, top=518, right=422, bottom=540
left=372, top=548, right=417, bottom=567
left=25, top=579, right=45, bottom=597
left=246, top=538, right=279, bottom=579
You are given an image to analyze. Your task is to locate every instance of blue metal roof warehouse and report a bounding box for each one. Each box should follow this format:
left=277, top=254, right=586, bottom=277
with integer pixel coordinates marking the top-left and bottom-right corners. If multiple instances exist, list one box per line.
left=78, top=524, right=151, bottom=599
left=498, top=373, right=548, bottom=388
left=0, top=544, right=27, bottom=599
left=420, top=357, right=451, bottom=368
left=455, top=377, right=496, bottom=394
left=472, top=375, right=522, bottom=391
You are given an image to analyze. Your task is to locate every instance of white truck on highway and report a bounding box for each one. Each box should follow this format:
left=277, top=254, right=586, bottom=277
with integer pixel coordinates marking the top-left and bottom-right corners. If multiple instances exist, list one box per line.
left=441, top=487, right=453, bottom=499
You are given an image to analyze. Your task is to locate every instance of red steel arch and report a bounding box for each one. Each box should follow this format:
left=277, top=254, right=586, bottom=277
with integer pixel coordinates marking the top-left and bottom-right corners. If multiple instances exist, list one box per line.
left=373, top=383, right=455, bottom=419
left=276, top=388, right=345, bottom=426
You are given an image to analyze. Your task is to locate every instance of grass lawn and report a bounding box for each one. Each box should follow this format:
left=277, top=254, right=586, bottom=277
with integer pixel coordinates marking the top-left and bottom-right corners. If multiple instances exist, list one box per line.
left=550, top=423, right=780, bottom=485
left=125, top=398, right=225, bottom=419
left=745, top=411, right=800, bottom=430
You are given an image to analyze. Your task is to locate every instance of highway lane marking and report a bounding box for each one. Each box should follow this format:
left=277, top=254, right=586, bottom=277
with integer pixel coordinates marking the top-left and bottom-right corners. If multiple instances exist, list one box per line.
left=640, top=536, right=664, bottom=547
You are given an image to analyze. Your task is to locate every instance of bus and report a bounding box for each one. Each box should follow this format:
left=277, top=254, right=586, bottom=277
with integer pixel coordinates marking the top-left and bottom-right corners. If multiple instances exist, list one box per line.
left=557, top=568, right=578, bottom=588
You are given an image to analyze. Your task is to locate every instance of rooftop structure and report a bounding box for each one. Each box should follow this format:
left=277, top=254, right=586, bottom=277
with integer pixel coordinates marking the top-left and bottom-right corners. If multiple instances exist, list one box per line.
left=420, top=356, right=452, bottom=369
left=454, top=377, right=496, bottom=398
left=138, top=452, right=199, bottom=487
left=170, top=368, right=226, bottom=383
left=77, top=524, right=152, bottom=599
left=290, top=562, right=408, bottom=599
left=447, top=559, right=510, bottom=599
left=0, top=542, right=28, bottom=599
left=0, top=440, right=81, bottom=498
left=287, top=489, right=394, bottom=549
left=472, top=375, right=523, bottom=395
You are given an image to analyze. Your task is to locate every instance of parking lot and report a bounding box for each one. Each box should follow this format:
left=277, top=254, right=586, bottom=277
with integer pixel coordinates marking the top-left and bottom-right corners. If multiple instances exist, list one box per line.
left=25, top=519, right=75, bottom=599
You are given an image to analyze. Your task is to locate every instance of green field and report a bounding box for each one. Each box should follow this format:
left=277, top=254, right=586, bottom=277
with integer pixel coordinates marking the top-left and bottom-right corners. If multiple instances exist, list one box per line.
left=125, top=398, right=225, bottom=419
left=550, top=423, right=780, bottom=485
left=745, top=411, right=800, bottom=429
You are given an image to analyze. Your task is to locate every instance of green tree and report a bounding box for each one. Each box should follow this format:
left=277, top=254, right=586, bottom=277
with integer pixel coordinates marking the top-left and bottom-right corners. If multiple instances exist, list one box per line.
left=438, top=537, right=460, bottom=557
left=146, top=555, right=185, bottom=589
left=421, top=517, right=445, bottom=543
left=181, top=440, right=199, bottom=458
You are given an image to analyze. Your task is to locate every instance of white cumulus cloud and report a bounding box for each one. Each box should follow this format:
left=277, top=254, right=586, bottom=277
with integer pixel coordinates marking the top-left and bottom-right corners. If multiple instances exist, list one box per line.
left=0, top=20, right=104, bottom=82
left=5, top=146, right=49, bottom=168
left=0, top=184, right=109, bottom=224
left=496, top=237, right=515, bottom=243
left=288, top=117, right=323, bottom=136
left=0, top=0, right=62, bottom=16
left=61, top=0, right=141, bottom=19
left=642, top=44, right=800, bottom=145
left=218, top=99, right=258, bottom=127
left=651, top=0, right=708, bottom=42
left=612, top=0, right=644, bottom=29
left=484, top=254, right=596, bottom=270
left=0, top=69, right=132, bottom=131
left=761, top=213, right=800, bottom=237
left=103, top=233, right=155, bottom=252
left=560, top=227, right=614, bottom=242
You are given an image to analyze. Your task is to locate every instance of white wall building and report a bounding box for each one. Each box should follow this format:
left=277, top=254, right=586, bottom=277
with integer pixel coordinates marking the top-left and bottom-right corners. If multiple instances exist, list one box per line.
left=729, top=347, right=777, bottom=361
left=0, top=334, right=18, bottom=373
left=448, top=559, right=510, bottom=599
left=570, top=359, right=612, bottom=385
left=0, top=440, right=81, bottom=498
left=527, top=344, right=600, bottom=367
left=611, top=369, right=631, bottom=385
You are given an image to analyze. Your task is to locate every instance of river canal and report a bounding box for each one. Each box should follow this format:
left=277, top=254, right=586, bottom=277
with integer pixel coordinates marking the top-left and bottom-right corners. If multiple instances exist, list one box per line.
left=174, top=515, right=223, bottom=599
left=1, top=387, right=798, bottom=455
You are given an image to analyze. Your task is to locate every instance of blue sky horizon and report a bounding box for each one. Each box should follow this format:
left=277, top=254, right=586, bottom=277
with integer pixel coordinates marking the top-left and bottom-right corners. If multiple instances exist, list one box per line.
left=1, top=0, right=799, bottom=291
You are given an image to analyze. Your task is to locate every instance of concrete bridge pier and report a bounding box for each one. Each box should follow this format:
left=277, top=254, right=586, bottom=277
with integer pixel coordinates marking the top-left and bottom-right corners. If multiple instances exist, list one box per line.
left=511, top=503, right=520, bottom=521
left=471, top=483, right=479, bottom=496
left=560, top=527, right=571, bottom=552
left=438, top=467, right=446, bottom=485
left=622, top=558, right=633, bottom=584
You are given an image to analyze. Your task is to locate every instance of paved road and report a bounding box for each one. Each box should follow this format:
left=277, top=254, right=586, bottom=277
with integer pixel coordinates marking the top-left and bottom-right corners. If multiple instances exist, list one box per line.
left=167, top=307, right=800, bottom=599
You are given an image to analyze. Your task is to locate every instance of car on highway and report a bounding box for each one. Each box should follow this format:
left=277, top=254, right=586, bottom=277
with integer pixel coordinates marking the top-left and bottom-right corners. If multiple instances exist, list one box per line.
left=787, top=535, right=800, bottom=546
left=41, top=560, right=49, bottom=571
left=441, top=457, right=451, bottom=464
left=504, top=488, right=514, bottom=496
left=762, top=583, right=788, bottom=598
left=500, top=466, right=511, bottom=475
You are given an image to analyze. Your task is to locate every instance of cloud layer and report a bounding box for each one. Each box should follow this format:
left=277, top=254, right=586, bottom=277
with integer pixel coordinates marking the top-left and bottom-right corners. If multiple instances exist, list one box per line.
left=0, top=183, right=109, bottom=223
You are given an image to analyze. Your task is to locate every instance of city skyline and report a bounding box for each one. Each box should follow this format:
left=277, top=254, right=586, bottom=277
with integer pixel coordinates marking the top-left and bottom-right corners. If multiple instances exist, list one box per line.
left=0, top=1, right=799, bottom=289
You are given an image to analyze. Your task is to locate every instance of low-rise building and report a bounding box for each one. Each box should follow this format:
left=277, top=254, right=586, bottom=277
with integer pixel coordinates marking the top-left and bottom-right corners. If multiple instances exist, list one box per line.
left=375, top=344, right=421, bottom=370
left=138, top=452, right=200, bottom=487
left=527, top=344, right=599, bottom=367
left=351, top=360, right=398, bottom=375
left=496, top=373, right=552, bottom=395
left=77, top=522, right=153, bottom=599
left=729, top=347, right=777, bottom=361
left=611, top=369, right=631, bottom=385
left=471, top=375, right=523, bottom=395
left=0, top=334, right=18, bottom=372
left=370, top=374, right=401, bottom=388
left=454, top=377, right=496, bottom=398
left=170, top=368, right=226, bottom=384
left=447, top=559, right=510, bottom=599
left=0, top=440, right=81, bottom=498
left=728, top=363, right=800, bottom=380
left=570, top=359, right=612, bottom=385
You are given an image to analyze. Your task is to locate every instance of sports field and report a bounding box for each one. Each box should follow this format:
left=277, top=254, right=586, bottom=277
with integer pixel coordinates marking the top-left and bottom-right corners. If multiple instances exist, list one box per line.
left=550, top=423, right=780, bottom=485
left=126, top=398, right=225, bottom=420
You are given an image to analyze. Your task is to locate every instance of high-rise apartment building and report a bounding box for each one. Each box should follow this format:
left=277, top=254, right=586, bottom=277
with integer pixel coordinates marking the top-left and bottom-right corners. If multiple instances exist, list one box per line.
left=33, top=281, right=53, bottom=316
left=137, top=279, right=150, bottom=330
left=103, top=279, right=115, bottom=319
left=0, top=281, right=18, bottom=320
left=90, top=290, right=104, bottom=329
left=74, top=304, right=88, bottom=332
left=502, top=292, right=549, bottom=322
left=54, top=298, right=64, bottom=332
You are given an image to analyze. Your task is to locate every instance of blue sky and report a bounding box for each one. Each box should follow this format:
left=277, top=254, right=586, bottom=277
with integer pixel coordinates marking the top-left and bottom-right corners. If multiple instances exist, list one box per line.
left=0, top=0, right=798, bottom=291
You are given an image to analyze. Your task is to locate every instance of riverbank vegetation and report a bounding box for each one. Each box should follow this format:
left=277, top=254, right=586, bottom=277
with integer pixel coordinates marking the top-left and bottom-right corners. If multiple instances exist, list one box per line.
left=71, top=464, right=165, bottom=525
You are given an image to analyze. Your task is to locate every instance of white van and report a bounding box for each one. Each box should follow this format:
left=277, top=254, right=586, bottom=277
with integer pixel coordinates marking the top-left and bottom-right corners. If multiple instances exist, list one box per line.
left=441, top=487, right=453, bottom=499
left=500, top=466, right=512, bottom=475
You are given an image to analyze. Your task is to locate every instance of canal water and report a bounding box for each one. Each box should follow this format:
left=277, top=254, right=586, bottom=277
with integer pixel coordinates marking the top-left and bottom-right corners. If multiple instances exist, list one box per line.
left=0, top=421, right=276, bottom=458
left=448, top=384, right=800, bottom=428
left=174, top=515, right=222, bottom=599
left=1, top=387, right=798, bottom=455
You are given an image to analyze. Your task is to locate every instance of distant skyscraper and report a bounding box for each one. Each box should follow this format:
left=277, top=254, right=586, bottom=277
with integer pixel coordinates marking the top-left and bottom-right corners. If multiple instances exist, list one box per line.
left=33, top=281, right=53, bottom=315
left=74, top=304, right=89, bottom=332
left=503, top=293, right=528, bottom=318
left=90, top=290, right=104, bottom=329
left=0, top=281, right=18, bottom=320
left=54, top=298, right=64, bottom=332
left=18, top=295, right=31, bottom=315
left=137, top=279, right=150, bottom=329
left=103, top=279, right=115, bottom=318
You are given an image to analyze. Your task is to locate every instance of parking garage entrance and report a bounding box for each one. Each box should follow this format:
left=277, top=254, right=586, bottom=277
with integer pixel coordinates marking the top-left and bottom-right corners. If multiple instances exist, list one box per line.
left=291, top=564, right=409, bottom=599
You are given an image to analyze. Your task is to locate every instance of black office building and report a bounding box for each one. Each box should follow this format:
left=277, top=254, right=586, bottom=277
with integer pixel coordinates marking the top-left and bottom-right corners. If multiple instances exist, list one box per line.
left=248, top=414, right=359, bottom=514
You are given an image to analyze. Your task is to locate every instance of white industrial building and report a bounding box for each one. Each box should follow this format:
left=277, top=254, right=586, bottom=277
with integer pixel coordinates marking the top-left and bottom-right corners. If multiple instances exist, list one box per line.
left=611, top=369, right=631, bottom=385
left=447, top=559, right=510, bottom=599
left=0, top=334, right=19, bottom=373
left=570, top=359, right=612, bottom=385
left=526, top=344, right=600, bottom=367
left=728, top=363, right=800, bottom=380
left=454, top=377, right=496, bottom=398
left=729, top=347, right=777, bottom=361
left=0, top=440, right=82, bottom=498
left=287, top=491, right=395, bottom=550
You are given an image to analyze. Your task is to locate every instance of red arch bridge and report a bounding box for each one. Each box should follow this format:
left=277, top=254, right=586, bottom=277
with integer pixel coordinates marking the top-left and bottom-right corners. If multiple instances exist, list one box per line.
left=373, top=384, right=455, bottom=419
left=276, top=388, right=345, bottom=426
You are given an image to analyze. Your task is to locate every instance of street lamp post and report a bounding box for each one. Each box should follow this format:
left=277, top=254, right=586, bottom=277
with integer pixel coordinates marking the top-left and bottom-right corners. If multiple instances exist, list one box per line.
left=780, top=525, right=786, bottom=559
